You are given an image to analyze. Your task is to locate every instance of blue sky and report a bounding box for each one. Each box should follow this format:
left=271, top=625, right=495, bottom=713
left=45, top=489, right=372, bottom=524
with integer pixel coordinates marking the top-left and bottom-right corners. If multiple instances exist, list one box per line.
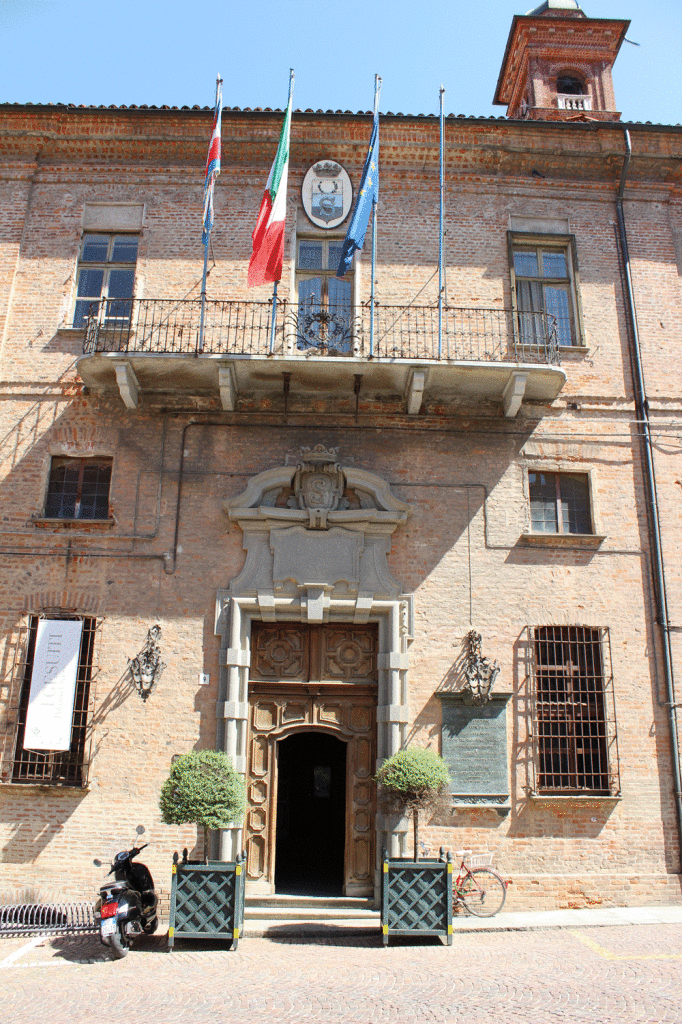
left=0, top=0, right=680, bottom=124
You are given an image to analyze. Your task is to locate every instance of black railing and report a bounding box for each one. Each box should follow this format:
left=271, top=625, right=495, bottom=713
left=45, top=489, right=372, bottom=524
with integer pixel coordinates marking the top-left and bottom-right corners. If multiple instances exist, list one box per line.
left=0, top=902, right=96, bottom=937
left=83, top=299, right=560, bottom=365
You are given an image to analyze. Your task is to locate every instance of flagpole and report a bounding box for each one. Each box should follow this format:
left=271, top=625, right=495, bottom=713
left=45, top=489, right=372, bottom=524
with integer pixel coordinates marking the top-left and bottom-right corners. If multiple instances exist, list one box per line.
left=369, top=74, right=381, bottom=359
left=438, top=84, right=445, bottom=359
left=270, top=69, right=295, bottom=353
left=199, top=74, right=222, bottom=355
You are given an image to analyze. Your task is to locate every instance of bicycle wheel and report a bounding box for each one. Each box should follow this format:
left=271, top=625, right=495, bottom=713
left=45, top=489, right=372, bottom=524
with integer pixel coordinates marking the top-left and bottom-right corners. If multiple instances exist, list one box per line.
left=457, top=868, right=506, bottom=917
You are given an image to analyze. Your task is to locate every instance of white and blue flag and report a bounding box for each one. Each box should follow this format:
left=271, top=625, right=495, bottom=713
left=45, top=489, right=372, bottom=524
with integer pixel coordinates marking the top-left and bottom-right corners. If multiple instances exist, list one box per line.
left=336, top=110, right=379, bottom=278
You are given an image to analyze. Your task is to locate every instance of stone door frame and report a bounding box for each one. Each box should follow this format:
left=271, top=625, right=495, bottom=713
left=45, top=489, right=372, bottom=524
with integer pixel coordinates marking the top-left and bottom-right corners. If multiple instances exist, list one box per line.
left=215, top=597, right=411, bottom=881
left=215, top=458, right=414, bottom=898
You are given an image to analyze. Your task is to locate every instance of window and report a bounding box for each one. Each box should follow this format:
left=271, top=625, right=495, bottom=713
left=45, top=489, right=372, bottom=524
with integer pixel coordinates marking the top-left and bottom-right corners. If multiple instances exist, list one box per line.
left=9, top=617, right=98, bottom=787
left=296, top=238, right=353, bottom=353
left=73, top=233, right=138, bottom=328
left=557, top=74, right=585, bottom=96
left=45, top=457, right=112, bottom=520
left=529, top=471, right=591, bottom=534
left=509, top=233, right=582, bottom=348
left=531, top=626, right=619, bottom=795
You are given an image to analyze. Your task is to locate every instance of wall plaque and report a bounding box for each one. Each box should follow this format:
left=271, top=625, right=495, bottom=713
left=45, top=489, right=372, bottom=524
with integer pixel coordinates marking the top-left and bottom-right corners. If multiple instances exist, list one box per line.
left=437, top=693, right=511, bottom=815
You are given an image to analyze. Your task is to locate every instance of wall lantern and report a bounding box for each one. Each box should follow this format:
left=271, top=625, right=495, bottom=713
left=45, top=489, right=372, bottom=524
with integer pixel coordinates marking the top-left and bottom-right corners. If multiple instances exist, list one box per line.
left=463, top=629, right=500, bottom=705
left=129, top=624, right=166, bottom=701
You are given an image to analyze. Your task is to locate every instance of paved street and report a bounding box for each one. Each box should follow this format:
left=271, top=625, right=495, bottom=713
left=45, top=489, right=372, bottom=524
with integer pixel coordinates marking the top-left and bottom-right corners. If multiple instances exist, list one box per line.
left=2, top=917, right=682, bottom=1024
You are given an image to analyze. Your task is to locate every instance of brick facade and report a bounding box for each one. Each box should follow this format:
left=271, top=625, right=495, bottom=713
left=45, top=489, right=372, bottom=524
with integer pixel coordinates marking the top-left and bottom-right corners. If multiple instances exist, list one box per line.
left=1, top=16, right=682, bottom=914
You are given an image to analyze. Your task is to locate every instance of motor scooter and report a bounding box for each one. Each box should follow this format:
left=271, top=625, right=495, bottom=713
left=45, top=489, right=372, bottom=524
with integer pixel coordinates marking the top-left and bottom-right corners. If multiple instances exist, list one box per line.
left=94, top=826, right=158, bottom=959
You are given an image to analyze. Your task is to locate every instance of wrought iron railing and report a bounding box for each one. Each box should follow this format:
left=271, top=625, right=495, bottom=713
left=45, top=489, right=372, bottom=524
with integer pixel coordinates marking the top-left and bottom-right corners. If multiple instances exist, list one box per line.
left=83, top=298, right=560, bottom=365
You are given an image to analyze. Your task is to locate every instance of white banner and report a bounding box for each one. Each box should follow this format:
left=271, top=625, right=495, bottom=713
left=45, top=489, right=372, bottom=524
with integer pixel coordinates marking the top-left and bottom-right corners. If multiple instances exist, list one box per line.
left=24, top=620, right=84, bottom=751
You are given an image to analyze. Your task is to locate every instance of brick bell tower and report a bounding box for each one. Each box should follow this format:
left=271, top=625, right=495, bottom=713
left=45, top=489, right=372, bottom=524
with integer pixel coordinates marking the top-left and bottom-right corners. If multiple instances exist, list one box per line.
left=493, top=0, right=629, bottom=121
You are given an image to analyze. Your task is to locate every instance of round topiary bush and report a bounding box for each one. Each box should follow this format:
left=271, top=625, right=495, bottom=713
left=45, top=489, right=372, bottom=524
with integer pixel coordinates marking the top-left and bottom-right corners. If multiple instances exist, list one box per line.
left=159, top=750, right=245, bottom=862
left=376, top=747, right=450, bottom=860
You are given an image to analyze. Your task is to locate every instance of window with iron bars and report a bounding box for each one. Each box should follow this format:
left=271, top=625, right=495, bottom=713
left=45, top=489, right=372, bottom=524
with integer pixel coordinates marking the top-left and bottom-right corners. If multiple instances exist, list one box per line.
left=44, top=457, right=112, bottom=520
left=4, top=617, right=99, bottom=787
left=529, top=625, right=620, bottom=795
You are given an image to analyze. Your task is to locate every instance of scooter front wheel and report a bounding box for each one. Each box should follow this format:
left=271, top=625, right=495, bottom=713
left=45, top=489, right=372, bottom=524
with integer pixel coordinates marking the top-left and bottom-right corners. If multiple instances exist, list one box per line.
left=104, top=927, right=129, bottom=959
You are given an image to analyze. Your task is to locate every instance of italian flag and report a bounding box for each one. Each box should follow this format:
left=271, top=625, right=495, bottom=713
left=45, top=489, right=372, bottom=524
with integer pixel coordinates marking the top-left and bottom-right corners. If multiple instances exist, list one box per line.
left=247, top=93, right=293, bottom=287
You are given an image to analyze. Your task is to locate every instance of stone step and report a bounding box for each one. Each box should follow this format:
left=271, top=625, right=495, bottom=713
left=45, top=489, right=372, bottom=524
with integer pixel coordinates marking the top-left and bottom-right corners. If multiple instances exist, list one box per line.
left=243, top=917, right=380, bottom=938
left=245, top=894, right=375, bottom=913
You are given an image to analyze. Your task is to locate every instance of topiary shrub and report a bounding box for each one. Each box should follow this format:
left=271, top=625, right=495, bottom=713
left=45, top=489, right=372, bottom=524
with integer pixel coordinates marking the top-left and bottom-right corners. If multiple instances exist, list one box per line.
left=159, top=750, right=245, bottom=863
left=376, top=747, right=450, bottom=861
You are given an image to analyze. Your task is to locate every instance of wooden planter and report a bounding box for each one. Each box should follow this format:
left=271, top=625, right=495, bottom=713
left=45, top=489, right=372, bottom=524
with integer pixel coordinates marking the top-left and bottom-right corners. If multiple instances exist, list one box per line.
left=380, top=848, right=452, bottom=945
left=168, top=850, right=246, bottom=949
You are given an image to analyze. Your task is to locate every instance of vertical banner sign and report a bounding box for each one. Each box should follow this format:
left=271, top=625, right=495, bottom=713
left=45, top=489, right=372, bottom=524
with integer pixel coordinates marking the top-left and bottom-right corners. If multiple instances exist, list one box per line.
left=24, top=620, right=84, bottom=751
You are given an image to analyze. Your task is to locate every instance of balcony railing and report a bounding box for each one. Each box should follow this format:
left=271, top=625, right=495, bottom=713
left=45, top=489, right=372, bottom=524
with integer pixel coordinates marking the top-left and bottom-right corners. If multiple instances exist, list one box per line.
left=557, top=94, right=592, bottom=111
left=83, top=298, right=559, bottom=366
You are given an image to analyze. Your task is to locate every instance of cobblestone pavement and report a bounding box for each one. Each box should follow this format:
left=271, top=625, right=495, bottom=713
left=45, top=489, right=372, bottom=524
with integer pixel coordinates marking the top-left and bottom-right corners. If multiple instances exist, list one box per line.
left=2, top=923, right=682, bottom=1024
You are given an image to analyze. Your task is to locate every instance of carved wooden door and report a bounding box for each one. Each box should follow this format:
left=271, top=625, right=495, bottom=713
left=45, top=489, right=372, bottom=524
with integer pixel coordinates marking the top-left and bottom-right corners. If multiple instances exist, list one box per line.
left=245, top=624, right=377, bottom=896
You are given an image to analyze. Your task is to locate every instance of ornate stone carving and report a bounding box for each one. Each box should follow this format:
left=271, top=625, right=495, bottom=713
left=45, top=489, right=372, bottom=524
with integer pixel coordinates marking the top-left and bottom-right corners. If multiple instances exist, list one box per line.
left=293, top=445, right=345, bottom=527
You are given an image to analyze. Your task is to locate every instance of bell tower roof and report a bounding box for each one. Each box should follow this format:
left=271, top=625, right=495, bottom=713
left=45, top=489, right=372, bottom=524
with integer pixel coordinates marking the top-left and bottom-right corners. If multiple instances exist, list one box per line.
left=493, top=4, right=629, bottom=121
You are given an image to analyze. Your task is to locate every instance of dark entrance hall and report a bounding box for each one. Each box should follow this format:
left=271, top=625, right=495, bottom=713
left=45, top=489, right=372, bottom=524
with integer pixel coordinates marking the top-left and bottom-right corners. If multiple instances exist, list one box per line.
left=275, top=732, right=347, bottom=896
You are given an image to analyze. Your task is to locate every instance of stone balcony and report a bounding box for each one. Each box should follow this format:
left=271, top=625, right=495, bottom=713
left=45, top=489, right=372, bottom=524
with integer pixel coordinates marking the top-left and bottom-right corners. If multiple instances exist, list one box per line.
left=76, top=298, right=566, bottom=417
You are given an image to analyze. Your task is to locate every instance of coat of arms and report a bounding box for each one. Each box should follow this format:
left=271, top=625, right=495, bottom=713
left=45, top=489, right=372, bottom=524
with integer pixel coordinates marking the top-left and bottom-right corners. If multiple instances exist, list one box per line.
left=301, top=162, right=353, bottom=230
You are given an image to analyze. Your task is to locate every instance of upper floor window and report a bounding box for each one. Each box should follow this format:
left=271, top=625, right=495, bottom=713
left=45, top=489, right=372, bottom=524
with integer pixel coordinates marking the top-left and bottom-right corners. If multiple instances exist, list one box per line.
left=509, top=233, right=582, bottom=348
left=73, top=233, right=138, bottom=328
left=296, top=238, right=353, bottom=354
left=529, top=471, right=592, bottom=535
left=45, top=457, right=113, bottom=520
left=557, top=74, right=586, bottom=96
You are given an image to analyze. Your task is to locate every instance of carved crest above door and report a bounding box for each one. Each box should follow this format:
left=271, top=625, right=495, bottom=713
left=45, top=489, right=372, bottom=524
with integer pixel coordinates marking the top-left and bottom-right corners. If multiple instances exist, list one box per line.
left=223, top=452, right=412, bottom=621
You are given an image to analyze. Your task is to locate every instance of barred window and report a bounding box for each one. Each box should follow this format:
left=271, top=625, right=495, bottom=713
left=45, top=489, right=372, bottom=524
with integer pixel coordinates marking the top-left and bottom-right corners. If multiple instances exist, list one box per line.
left=531, top=626, right=619, bottom=795
left=45, top=457, right=112, bottom=520
left=529, top=471, right=592, bottom=534
left=7, top=617, right=98, bottom=787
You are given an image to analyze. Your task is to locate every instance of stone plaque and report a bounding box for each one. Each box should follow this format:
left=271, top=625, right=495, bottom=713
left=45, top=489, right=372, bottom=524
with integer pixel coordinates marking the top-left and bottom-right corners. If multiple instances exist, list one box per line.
left=438, top=693, right=511, bottom=811
left=271, top=527, right=363, bottom=590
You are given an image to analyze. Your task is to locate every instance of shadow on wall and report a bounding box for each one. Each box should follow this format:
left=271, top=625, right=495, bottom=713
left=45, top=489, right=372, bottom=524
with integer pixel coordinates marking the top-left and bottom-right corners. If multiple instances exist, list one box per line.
left=0, top=789, right=88, bottom=864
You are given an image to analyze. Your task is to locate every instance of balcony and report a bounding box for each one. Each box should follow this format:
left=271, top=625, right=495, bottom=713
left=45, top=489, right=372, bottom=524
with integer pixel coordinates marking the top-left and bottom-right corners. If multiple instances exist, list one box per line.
left=77, top=298, right=566, bottom=417
left=557, top=94, right=592, bottom=112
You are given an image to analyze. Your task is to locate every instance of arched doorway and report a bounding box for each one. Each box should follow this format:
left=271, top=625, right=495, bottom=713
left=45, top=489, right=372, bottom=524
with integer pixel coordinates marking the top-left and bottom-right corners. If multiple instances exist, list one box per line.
left=275, top=732, right=347, bottom=895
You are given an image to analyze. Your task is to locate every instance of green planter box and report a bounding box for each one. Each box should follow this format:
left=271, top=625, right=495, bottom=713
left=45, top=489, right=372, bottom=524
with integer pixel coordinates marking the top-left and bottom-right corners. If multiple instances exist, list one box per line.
left=168, top=850, right=246, bottom=949
left=380, top=848, right=453, bottom=946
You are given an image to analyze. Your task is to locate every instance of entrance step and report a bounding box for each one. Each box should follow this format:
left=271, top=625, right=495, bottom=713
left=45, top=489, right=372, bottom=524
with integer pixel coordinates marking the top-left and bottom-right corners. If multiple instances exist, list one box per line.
left=244, top=895, right=380, bottom=937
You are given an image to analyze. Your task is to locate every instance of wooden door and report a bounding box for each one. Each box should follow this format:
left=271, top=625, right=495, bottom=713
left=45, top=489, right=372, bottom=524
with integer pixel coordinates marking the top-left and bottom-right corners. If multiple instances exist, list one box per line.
left=244, top=624, right=377, bottom=896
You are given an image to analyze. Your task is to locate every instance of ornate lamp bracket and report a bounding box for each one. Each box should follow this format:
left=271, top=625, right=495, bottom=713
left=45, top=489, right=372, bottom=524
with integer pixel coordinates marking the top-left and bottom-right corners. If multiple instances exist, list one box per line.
left=463, top=630, right=500, bottom=705
left=129, top=624, right=166, bottom=701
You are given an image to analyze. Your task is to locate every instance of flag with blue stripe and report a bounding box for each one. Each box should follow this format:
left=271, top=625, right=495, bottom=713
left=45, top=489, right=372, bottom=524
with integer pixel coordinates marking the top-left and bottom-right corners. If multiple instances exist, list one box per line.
left=202, top=79, right=223, bottom=244
left=336, top=110, right=378, bottom=277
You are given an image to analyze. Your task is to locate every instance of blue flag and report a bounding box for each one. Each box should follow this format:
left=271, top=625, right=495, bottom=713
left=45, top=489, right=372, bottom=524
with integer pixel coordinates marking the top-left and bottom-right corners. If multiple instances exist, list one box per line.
left=336, top=111, right=379, bottom=277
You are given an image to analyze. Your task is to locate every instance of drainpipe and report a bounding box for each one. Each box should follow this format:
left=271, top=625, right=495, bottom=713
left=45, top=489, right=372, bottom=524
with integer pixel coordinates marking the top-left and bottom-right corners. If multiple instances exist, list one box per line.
left=616, top=128, right=682, bottom=858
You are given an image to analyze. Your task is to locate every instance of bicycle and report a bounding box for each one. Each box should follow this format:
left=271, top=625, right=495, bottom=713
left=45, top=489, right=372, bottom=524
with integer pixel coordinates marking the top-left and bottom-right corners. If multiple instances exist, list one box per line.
left=452, top=849, right=507, bottom=918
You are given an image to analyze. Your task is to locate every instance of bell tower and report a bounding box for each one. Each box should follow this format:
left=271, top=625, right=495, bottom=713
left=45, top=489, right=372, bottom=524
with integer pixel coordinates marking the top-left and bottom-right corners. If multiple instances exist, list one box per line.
left=493, top=0, right=629, bottom=121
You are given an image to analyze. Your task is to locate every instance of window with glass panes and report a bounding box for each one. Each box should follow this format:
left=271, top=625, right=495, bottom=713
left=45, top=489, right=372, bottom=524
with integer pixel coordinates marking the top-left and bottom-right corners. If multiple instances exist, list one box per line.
left=512, top=242, right=575, bottom=347
left=296, top=238, right=352, bottom=351
left=529, top=471, right=591, bottom=534
left=73, top=233, right=138, bottom=328
left=45, top=457, right=113, bottom=520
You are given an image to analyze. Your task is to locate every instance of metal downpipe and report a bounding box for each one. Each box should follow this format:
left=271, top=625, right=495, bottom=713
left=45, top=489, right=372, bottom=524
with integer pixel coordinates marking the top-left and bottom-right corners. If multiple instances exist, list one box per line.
left=616, top=128, right=682, bottom=859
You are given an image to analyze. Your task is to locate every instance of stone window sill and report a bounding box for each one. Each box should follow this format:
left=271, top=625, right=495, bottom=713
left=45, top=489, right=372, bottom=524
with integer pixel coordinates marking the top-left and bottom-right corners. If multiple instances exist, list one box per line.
left=0, top=780, right=90, bottom=792
left=529, top=793, right=621, bottom=802
left=520, top=532, right=605, bottom=549
left=31, top=516, right=116, bottom=530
